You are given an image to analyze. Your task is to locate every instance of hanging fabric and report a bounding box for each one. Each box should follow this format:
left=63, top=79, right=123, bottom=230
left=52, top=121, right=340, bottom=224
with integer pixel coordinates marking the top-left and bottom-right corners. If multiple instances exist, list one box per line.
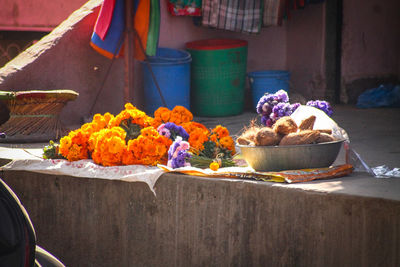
left=262, top=0, right=285, bottom=26
left=90, top=0, right=160, bottom=60
left=90, top=0, right=125, bottom=58
left=201, top=0, right=263, bottom=34
left=167, top=0, right=202, bottom=16
left=146, top=0, right=160, bottom=56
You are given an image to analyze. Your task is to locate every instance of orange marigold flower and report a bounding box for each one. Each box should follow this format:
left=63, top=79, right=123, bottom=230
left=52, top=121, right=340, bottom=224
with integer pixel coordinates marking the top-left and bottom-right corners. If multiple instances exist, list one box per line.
left=123, top=126, right=170, bottom=166
left=188, top=128, right=209, bottom=153
left=59, top=136, right=72, bottom=157
left=170, top=106, right=193, bottom=125
left=181, top=121, right=209, bottom=135
left=154, top=107, right=171, bottom=122
left=67, top=143, right=87, bottom=162
left=90, top=127, right=127, bottom=166
left=219, top=136, right=236, bottom=154
left=212, top=125, right=230, bottom=139
left=108, top=104, right=153, bottom=129
left=209, top=134, right=218, bottom=142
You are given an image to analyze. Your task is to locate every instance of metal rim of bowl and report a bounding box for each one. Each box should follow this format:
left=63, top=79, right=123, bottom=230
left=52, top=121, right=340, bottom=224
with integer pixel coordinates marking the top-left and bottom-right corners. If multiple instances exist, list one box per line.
left=236, top=139, right=346, bottom=148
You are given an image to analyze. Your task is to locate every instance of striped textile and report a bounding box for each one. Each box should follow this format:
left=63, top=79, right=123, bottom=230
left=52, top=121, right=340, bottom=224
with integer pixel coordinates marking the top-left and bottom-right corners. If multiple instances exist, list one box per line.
left=202, top=0, right=263, bottom=34
left=263, top=0, right=284, bottom=26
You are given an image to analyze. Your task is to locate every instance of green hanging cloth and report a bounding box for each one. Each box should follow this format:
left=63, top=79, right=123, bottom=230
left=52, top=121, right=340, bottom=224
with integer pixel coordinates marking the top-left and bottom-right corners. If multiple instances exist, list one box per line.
left=146, top=0, right=160, bottom=56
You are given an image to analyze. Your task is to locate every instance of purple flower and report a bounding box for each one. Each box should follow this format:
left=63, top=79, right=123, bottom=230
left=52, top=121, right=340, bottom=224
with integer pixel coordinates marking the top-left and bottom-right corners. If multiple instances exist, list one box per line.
left=256, top=94, right=274, bottom=115
left=265, top=101, right=300, bottom=126
left=306, top=100, right=333, bottom=117
left=157, top=124, right=171, bottom=138
left=274, top=89, right=289, bottom=103
left=257, top=90, right=291, bottom=126
left=159, top=122, right=189, bottom=141
left=167, top=136, right=191, bottom=168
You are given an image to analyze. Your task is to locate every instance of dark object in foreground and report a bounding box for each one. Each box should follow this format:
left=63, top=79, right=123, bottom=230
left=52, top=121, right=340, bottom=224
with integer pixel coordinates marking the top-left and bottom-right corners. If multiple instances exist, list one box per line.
left=0, top=178, right=65, bottom=266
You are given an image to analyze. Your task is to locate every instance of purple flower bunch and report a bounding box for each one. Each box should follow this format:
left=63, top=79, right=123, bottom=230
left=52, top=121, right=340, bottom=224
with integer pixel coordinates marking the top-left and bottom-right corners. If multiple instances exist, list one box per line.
left=256, top=90, right=299, bottom=127
left=306, top=100, right=333, bottom=117
left=167, top=136, right=191, bottom=169
left=157, top=122, right=189, bottom=141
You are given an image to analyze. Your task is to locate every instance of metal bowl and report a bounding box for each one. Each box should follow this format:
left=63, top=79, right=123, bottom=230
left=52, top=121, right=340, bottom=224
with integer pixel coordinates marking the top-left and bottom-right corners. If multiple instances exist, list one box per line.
left=238, top=140, right=344, bottom=172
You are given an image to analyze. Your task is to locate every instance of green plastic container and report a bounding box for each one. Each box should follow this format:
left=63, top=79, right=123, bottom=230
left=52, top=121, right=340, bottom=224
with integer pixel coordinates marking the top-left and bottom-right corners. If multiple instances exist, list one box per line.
left=186, top=39, right=248, bottom=117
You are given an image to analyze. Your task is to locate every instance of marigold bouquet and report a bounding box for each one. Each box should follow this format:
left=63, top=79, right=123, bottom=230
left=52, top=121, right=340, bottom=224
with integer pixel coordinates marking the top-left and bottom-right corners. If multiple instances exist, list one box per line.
left=44, top=104, right=236, bottom=170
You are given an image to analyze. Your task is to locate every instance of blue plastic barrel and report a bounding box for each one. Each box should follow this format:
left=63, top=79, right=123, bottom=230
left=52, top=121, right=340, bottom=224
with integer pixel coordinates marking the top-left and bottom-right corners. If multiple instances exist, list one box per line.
left=248, top=70, right=290, bottom=108
left=141, top=48, right=191, bottom=115
left=148, top=47, right=191, bottom=62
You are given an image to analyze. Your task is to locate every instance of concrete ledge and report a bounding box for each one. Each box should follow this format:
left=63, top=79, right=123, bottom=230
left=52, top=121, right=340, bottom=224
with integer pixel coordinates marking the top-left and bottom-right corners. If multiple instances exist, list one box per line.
left=1, top=170, right=399, bottom=266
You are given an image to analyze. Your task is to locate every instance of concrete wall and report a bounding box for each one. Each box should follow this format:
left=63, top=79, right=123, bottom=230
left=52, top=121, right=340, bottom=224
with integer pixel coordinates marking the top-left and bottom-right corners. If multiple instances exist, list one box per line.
left=0, top=0, right=87, bottom=31
left=341, top=0, right=400, bottom=103
left=2, top=171, right=399, bottom=266
left=0, top=0, right=126, bottom=125
left=286, top=4, right=325, bottom=100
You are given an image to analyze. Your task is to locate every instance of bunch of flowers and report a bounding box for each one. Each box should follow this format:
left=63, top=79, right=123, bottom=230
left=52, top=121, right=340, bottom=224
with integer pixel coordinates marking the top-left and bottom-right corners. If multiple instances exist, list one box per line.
left=306, top=100, right=333, bottom=117
left=108, top=103, right=153, bottom=140
left=152, top=106, right=193, bottom=128
left=45, top=104, right=237, bottom=170
left=256, top=90, right=299, bottom=127
left=124, top=127, right=172, bottom=166
left=256, top=90, right=333, bottom=127
left=58, top=112, right=114, bottom=161
left=157, top=122, right=189, bottom=141
left=188, top=125, right=236, bottom=168
left=167, top=136, right=191, bottom=168
left=89, top=127, right=127, bottom=166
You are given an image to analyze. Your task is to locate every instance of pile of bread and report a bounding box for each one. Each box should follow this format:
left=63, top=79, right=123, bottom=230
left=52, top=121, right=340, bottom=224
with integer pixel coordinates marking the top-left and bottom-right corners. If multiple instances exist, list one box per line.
left=237, top=115, right=337, bottom=146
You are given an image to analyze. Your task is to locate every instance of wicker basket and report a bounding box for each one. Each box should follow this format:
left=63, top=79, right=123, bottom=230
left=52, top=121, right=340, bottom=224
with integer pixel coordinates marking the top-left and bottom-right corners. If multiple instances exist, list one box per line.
left=0, top=90, right=78, bottom=143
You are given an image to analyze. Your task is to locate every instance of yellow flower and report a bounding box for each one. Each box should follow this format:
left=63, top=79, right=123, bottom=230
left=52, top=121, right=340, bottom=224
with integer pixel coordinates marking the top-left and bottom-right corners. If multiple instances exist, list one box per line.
left=210, top=162, right=220, bottom=171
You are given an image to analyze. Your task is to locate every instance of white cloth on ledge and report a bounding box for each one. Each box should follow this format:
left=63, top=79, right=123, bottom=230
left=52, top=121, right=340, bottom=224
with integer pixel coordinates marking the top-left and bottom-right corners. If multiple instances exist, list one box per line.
left=1, top=158, right=164, bottom=194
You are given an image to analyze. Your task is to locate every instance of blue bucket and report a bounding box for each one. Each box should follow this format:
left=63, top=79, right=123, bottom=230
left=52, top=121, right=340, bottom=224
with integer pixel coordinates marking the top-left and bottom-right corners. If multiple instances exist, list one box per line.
left=248, top=70, right=290, bottom=108
left=147, top=47, right=191, bottom=63
left=141, top=48, right=192, bottom=115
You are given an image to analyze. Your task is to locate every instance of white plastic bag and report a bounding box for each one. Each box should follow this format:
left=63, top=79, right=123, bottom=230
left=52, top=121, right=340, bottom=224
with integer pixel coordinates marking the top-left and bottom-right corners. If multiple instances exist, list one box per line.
left=290, top=105, right=349, bottom=141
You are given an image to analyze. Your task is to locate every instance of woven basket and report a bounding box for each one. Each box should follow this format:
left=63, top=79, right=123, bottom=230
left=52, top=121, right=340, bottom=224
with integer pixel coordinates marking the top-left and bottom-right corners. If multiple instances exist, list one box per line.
left=0, top=90, right=78, bottom=143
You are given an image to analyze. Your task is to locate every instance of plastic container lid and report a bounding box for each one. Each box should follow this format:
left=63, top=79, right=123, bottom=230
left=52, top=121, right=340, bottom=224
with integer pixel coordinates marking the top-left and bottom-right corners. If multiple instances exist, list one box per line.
left=186, top=39, right=247, bottom=50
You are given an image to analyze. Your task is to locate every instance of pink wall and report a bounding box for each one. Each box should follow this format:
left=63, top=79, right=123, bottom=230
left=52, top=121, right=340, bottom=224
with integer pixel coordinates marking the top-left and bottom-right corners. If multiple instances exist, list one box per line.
left=286, top=3, right=325, bottom=100
left=341, top=0, right=400, bottom=82
left=157, top=0, right=287, bottom=72
left=0, top=0, right=87, bottom=31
